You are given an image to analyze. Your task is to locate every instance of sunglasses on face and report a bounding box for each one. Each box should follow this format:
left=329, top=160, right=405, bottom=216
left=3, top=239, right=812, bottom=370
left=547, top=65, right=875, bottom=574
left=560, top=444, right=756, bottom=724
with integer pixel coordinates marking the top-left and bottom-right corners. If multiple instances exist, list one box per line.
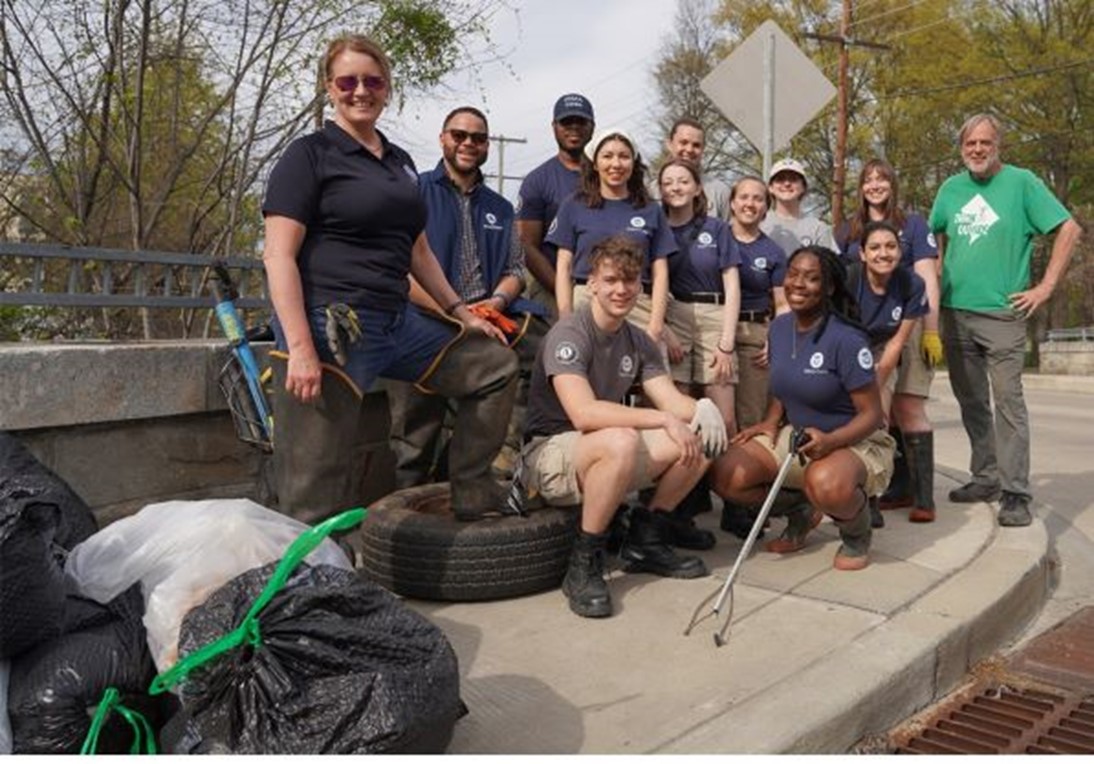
left=445, top=129, right=488, bottom=146
left=557, top=116, right=590, bottom=128
left=331, top=74, right=387, bottom=93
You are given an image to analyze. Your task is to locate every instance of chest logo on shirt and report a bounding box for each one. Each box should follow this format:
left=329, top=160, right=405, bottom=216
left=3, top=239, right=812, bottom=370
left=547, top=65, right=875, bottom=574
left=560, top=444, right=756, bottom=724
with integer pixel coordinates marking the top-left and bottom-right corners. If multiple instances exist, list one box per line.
left=752, top=257, right=768, bottom=271
left=801, top=236, right=814, bottom=246
left=630, top=216, right=646, bottom=228
left=555, top=341, right=579, bottom=365
left=858, top=347, right=874, bottom=370
left=927, top=232, right=937, bottom=248
left=955, top=194, right=999, bottom=244
left=891, top=306, right=903, bottom=322
left=483, top=212, right=503, bottom=231
left=809, top=352, right=824, bottom=369
left=697, top=231, right=714, bottom=247
left=619, top=354, right=635, bottom=376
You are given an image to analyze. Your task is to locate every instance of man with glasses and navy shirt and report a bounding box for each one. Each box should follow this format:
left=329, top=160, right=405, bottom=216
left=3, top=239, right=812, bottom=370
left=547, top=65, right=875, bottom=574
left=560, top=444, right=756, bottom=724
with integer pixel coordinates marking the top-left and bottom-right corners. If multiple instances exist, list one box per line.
left=516, top=93, right=596, bottom=319
left=387, top=106, right=549, bottom=493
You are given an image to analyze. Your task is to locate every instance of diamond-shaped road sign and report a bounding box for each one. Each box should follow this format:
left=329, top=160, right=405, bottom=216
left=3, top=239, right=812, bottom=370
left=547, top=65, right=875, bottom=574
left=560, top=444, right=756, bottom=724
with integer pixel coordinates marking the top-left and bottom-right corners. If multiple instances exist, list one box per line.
left=700, top=20, right=836, bottom=155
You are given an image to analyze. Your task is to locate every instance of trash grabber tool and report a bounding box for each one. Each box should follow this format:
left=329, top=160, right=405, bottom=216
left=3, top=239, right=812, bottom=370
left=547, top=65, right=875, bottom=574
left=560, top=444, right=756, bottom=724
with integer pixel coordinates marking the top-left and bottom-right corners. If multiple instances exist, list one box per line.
left=211, top=260, right=273, bottom=450
left=683, top=428, right=809, bottom=647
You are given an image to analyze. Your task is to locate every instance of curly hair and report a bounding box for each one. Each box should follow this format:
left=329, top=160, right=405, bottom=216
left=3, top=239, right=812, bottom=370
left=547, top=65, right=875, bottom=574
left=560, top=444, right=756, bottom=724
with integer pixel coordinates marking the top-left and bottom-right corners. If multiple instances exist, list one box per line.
left=787, top=245, right=863, bottom=344
left=589, top=235, right=645, bottom=282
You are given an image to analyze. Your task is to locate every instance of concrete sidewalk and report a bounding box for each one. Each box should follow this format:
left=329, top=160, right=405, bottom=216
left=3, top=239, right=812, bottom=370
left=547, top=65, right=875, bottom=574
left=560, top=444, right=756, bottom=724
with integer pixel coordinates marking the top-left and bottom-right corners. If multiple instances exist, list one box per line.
left=402, top=372, right=1092, bottom=754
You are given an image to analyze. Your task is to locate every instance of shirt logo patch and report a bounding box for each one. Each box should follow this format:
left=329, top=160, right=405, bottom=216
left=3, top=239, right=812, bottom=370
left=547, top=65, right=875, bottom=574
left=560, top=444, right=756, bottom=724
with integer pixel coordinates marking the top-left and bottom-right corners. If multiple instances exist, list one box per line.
left=858, top=347, right=874, bottom=370
left=809, top=352, right=824, bottom=369
left=698, top=232, right=714, bottom=246
left=753, top=257, right=768, bottom=270
left=548, top=218, right=558, bottom=236
left=486, top=212, right=497, bottom=225
left=954, top=194, right=999, bottom=244
left=619, top=354, right=635, bottom=376
left=891, top=306, right=903, bottom=321
left=801, top=236, right=814, bottom=246
left=927, top=232, right=937, bottom=248
left=555, top=341, right=579, bottom=365
left=630, top=216, right=646, bottom=228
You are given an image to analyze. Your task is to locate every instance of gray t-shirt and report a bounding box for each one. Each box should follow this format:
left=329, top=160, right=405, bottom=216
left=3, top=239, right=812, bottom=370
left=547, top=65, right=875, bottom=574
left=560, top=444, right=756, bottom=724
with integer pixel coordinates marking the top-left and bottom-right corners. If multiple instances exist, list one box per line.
left=524, top=304, right=668, bottom=438
left=647, top=174, right=732, bottom=221
left=760, top=210, right=838, bottom=256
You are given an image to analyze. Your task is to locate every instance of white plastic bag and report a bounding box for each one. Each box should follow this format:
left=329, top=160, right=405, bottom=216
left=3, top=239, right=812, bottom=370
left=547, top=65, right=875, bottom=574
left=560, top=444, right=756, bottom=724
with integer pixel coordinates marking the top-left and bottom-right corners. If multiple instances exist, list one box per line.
left=64, top=499, right=353, bottom=674
left=0, top=660, right=11, bottom=754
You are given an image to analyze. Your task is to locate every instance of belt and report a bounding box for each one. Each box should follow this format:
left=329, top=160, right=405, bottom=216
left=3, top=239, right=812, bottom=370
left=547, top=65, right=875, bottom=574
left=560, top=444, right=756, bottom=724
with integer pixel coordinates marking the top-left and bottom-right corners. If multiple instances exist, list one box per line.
left=675, top=292, right=724, bottom=305
left=740, top=310, right=770, bottom=323
left=573, top=277, right=652, bottom=296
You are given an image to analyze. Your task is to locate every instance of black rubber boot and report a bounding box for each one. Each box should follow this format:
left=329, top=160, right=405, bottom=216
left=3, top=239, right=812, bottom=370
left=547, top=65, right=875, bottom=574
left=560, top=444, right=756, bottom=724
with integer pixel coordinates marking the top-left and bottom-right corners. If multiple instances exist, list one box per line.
left=675, top=475, right=714, bottom=518
left=620, top=507, right=708, bottom=579
left=869, top=495, right=884, bottom=528
left=904, top=431, right=936, bottom=523
left=833, top=502, right=872, bottom=571
left=562, top=530, right=612, bottom=618
left=879, top=425, right=911, bottom=509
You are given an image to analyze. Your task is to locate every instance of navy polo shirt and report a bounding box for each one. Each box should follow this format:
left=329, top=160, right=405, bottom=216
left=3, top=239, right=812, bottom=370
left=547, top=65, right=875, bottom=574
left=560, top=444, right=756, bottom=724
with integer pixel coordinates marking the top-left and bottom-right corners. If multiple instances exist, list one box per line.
left=836, top=213, right=937, bottom=270
left=768, top=312, right=875, bottom=432
left=854, top=269, right=928, bottom=344
left=545, top=196, right=677, bottom=283
left=735, top=232, right=787, bottom=312
left=668, top=216, right=740, bottom=296
left=516, top=156, right=582, bottom=267
left=262, top=121, right=426, bottom=312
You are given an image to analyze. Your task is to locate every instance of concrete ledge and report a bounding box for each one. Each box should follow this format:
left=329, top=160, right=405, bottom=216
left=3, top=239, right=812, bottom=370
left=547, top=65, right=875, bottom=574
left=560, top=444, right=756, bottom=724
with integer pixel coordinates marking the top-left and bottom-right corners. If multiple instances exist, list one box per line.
left=662, top=519, right=1050, bottom=754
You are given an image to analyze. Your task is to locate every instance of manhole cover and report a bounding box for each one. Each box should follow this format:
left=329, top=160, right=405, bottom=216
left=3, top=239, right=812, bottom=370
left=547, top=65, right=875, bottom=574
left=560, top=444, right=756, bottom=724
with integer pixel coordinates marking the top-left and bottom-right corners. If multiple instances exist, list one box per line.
left=890, top=606, right=1094, bottom=754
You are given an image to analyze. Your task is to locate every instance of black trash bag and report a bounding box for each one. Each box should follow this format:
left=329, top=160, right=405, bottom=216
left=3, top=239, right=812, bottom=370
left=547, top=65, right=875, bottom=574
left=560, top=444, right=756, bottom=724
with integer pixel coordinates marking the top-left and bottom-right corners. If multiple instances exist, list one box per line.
left=165, top=562, right=465, bottom=755
left=0, top=431, right=97, bottom=549
left=7, top=591, right=163, bottom=754
left=0, top=431, right=99, bottom=659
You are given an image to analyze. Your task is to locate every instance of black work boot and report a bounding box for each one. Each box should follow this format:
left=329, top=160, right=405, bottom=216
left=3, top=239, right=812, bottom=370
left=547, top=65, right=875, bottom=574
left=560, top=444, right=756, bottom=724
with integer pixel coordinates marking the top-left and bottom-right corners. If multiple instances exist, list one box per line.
left=620, top=507, right=708, bottom=579
left=879, top=426, right=911, bottom=509
left=667, top=477, right=716, bottom=550
left=562, top=530, right=612, bottom=618
left=833, top=503, right=872, bottom=571
left=676, top=475, right=714, bottom=518
left=720, top=501, right=762, bottom=540
left=904, top=431, right=936, bottom=523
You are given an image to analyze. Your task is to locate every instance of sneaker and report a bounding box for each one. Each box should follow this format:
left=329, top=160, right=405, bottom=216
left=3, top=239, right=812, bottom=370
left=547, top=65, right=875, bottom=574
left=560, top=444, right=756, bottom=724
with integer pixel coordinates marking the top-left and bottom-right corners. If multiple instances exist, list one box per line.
left=997, top=492, right=1033, bottom=527
left=948, top=481, right=1001, bottom=503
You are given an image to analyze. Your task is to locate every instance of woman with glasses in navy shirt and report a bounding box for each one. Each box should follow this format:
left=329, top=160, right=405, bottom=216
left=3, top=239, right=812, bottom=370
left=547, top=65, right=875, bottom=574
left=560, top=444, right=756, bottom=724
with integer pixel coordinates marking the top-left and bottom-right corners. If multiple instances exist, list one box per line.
left=262, top=34, right=517, bottom=519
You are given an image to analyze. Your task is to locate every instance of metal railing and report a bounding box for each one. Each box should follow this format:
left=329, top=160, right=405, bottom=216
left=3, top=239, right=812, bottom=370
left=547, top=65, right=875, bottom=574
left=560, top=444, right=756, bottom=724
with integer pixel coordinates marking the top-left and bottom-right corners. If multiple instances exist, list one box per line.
left=0, top=242, right=268, bottom=309
left=1046, top=327, right=1094, bottom=342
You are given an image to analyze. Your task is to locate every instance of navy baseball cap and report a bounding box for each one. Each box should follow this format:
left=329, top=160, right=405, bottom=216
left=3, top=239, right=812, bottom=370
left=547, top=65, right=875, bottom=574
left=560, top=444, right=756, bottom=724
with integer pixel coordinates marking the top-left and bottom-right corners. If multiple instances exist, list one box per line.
left=553, top=93, right=594, bottom=122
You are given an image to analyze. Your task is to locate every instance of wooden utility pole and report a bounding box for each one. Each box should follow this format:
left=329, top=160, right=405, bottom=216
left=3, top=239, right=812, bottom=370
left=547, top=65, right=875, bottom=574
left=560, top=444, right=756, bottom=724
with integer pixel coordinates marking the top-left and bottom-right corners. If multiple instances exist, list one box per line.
left=488, top=134, right=527, bottom=195
left=804, top=3, right=888, bottom=226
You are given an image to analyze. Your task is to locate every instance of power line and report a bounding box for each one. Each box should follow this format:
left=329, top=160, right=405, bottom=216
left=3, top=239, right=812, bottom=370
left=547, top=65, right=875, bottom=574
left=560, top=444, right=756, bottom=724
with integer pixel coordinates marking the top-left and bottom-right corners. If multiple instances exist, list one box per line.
left=849, top=0, right=931, bottom=29
left=865, top=58, right=1094, bottom=102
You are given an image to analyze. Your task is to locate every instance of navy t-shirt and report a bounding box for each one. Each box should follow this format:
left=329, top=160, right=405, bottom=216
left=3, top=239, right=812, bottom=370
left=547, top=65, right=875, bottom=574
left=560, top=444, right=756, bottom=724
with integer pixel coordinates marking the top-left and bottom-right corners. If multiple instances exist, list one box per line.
left=768, top=312, right=875, bottom=432
left=735, top=232, right=787, bottom=312
left=516, top=156, right=581, bottom=267
left=545, top=196, right=677, bottom=283
left=853, top=268, right=929, bottom=344
left=668, top=216, right=740, bottom=296
left=262, top=121, right=425, bottom=312
left=836, top=213, right=937, bottom=271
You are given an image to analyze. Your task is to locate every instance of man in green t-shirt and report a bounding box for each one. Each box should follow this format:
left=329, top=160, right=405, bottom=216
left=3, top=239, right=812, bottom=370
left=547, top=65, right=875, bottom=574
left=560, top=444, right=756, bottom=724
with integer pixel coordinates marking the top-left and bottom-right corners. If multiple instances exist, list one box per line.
left=929, top=113, right=1083, bottom=527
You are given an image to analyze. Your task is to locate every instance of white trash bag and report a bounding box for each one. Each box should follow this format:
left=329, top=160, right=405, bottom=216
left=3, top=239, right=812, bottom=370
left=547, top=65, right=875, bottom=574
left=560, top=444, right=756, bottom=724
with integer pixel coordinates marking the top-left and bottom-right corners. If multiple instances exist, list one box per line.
left=64, top=499, right=353, bottom=673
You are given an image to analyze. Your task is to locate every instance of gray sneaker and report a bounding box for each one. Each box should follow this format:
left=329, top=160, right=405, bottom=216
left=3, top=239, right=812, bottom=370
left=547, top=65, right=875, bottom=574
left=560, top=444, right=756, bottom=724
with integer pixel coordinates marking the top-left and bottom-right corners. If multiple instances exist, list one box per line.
left=997, top=492, right=1033, bottom=527
left=949, top=481, right=1002, bottom=503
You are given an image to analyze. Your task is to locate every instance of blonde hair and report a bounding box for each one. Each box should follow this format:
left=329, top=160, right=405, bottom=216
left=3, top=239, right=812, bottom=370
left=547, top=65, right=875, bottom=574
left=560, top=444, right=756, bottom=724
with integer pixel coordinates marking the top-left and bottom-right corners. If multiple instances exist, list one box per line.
left=323, top=34, right=392, bottom=85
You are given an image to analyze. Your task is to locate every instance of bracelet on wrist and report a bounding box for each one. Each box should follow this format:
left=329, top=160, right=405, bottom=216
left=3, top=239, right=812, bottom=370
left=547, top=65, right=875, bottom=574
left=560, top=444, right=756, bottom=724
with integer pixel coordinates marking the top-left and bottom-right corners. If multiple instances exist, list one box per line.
left=444, top=299, right=465, bottom=316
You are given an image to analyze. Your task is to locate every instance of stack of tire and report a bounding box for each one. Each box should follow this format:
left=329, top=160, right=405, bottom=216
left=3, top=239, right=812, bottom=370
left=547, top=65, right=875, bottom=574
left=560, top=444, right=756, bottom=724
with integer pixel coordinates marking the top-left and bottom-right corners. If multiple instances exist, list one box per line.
left=0, top=432, right=163, bottom=754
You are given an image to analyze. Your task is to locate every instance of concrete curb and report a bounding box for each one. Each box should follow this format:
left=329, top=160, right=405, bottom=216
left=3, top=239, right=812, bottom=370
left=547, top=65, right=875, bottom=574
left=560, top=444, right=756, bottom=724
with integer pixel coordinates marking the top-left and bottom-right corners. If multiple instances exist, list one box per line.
left=661, top=516, right=1050, bottom=753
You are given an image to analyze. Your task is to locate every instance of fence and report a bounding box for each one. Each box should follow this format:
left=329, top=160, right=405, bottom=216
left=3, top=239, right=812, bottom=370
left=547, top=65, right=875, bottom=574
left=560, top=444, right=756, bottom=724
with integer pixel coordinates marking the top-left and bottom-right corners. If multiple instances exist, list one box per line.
left=1046, top=327, right=1094, bottom=342
left=0, top=242, right=268, bottom=310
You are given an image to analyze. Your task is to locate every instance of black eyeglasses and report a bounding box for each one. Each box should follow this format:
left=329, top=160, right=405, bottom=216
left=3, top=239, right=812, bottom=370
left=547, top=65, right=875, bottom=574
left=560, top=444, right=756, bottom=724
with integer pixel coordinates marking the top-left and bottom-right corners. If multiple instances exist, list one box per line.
left=445, top=129, right=488, bottom=146
left=332, top=74, right=387, bottom=93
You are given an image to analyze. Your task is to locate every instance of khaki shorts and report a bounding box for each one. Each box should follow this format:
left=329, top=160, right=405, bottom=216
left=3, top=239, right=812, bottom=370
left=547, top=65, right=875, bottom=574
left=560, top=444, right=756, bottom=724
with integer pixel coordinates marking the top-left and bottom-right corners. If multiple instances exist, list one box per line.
left=523, top=430, right=658, bottom=506
left=895, top=319, right=934, bottom=397
left=526, top=275, right=558, bottom=322
left=666, top=299, right=738, bottom=386
left=753, top=425, right=896, bottom=498
left=734, top=319, right=771, bottom=429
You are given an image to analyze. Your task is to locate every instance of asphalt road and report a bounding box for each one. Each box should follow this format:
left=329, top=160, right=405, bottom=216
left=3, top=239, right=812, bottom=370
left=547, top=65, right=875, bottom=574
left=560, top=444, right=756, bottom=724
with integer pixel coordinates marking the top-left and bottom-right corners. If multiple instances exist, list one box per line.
left=929, top=380, right=1094, bottom=647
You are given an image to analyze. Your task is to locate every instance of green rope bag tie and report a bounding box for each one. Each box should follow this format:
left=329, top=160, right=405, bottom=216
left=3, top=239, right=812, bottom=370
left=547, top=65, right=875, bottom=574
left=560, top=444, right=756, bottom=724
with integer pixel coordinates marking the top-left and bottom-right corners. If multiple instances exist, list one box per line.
left=147, top=508, right=366, bottom=697
left=80, top=686, right=158, bottom=755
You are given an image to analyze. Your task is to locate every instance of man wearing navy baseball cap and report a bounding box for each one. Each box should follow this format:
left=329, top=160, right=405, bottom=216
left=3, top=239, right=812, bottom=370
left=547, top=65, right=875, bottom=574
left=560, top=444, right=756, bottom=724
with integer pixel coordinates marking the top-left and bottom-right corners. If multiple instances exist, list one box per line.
left=516, top=93, right=596, bottom=318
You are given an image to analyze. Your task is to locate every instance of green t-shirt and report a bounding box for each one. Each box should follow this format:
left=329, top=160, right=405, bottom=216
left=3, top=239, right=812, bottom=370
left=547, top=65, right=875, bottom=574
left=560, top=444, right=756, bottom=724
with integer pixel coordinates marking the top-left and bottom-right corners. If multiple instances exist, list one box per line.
left=928, top=164, right=1070, bottom=311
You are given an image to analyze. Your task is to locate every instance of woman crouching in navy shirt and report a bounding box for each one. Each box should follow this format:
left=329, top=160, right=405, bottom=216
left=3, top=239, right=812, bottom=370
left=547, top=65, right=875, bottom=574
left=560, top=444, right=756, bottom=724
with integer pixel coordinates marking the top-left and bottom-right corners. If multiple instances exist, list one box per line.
left=711, top=246, right=896, bottom=571
left=262, top=34, right=517, bottom=519
left=850, top=221, right=928, bottom=527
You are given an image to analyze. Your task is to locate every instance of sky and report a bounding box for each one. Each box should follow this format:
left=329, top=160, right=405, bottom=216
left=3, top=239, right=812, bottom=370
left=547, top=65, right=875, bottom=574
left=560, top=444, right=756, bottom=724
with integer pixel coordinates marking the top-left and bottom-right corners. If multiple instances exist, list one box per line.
left=384, top=0, right=680, bottom=203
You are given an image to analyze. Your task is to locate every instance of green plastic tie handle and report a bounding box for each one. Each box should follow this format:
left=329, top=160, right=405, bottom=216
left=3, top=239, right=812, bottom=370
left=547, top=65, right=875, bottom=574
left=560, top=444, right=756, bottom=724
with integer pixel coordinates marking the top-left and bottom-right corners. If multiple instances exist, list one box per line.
left=147, top=508, right=366, bottom=696
left=80, top=686, right=158, bottom=755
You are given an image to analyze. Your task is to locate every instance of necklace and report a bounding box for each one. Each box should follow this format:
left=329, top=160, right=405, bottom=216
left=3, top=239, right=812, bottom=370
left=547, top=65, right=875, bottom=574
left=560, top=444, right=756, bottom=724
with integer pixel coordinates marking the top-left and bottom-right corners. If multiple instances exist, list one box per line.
left=791, top=314, right=823, bottom=359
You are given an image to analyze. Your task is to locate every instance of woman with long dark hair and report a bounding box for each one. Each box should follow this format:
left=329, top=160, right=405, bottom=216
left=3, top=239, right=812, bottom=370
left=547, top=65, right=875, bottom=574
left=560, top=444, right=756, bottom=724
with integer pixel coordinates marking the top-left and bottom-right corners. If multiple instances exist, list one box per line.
left=836, top=159, right=940, bottom=523
left=711, top=246, right=895, bottom=571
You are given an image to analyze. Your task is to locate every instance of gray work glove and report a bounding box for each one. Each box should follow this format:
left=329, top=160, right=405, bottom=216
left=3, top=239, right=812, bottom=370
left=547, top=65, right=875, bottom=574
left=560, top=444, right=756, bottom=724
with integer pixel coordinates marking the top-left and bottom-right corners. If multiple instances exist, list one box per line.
left=689, top=397, right=728, bottom=458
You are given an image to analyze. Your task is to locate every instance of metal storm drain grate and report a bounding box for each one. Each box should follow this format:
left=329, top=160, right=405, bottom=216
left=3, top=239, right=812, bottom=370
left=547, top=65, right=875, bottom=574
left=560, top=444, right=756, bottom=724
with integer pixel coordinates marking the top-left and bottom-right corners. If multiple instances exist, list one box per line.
left=896, top=684, right=1094, bottom=754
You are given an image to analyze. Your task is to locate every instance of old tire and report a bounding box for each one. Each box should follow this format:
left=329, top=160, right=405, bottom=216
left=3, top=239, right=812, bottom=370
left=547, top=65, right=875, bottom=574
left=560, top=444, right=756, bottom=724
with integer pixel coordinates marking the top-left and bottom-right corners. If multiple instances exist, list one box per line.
left=358, top=483, right=578, bottom=602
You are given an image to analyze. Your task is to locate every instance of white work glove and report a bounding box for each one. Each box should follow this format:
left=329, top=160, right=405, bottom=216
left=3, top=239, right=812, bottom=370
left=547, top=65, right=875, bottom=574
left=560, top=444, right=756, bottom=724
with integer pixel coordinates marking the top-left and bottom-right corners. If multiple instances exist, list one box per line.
left=689, top=397, right=728, bottom=458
